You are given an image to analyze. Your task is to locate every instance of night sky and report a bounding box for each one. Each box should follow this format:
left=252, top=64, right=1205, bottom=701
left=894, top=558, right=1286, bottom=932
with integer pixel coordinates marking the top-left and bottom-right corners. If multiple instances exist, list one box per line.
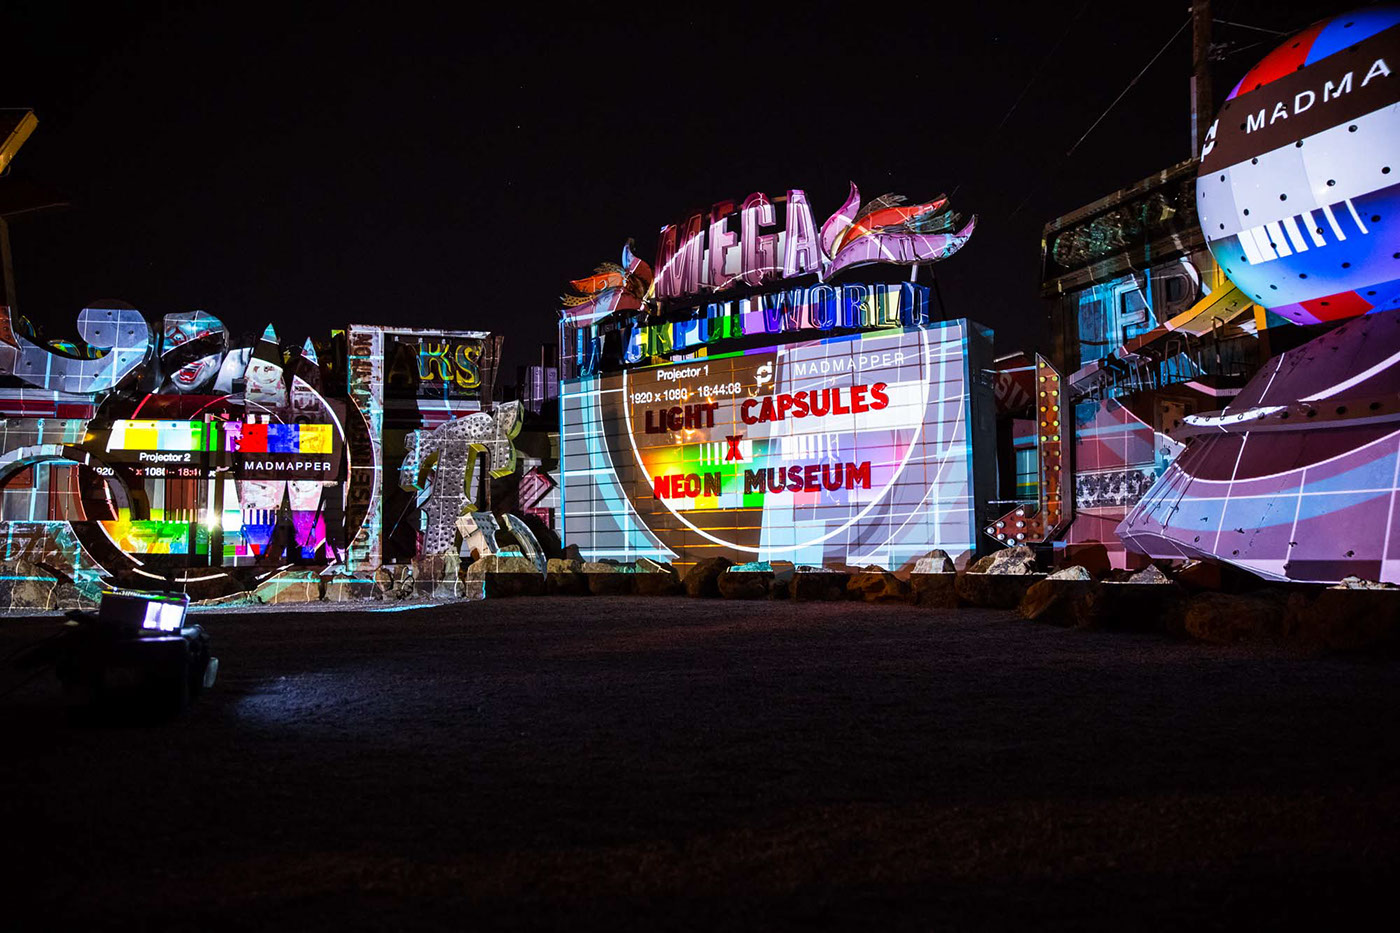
left=2, top=0, right=1344, bottom=377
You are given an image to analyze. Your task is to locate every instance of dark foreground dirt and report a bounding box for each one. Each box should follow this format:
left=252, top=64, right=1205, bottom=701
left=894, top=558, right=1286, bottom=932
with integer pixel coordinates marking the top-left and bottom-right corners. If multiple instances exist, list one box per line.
left=2, top=597, right=1398, bottom=931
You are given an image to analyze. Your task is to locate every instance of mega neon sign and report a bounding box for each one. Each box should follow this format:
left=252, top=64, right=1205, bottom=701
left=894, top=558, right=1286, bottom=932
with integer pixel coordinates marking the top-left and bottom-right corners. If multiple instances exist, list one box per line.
left=653, top=184, right=976, bottom=300
left=561, top=182, right=977, bottom=378
left=558, top=178, right=988, bottom=570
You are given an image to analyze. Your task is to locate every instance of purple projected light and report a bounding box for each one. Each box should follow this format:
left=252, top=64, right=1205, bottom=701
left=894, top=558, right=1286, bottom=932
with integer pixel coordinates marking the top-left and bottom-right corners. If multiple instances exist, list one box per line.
left=1118, top=307, right=1400, bottom=583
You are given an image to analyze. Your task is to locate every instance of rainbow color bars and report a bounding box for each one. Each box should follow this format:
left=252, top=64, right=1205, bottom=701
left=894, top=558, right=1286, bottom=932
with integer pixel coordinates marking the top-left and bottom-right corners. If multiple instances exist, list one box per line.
left=107, top=420, right=211, bottom=452
left=230, top=422, right=333, bottom=454
left=106, top=420, right=336, bottom=455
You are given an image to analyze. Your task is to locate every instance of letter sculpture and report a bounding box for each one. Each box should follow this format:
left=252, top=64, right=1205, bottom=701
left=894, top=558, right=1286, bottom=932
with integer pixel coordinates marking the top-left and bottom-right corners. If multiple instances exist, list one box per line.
left=399, top=401, right=534, bottom=556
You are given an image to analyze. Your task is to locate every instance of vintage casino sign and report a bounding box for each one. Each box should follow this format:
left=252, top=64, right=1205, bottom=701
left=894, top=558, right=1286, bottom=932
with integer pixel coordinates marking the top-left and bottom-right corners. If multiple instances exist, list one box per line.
left=562, top=182, right=976, bottom=377
left=385, top=332, right=492, bottom=400
left=559, top=181, right=985, bottom=569
left=561, top=321, right=994, bottom=569
left=653, top=184, right=975, bottom=299
left=594, top=280, right=935, bottom=375
left=1197, top=8, right=1400, bottom=325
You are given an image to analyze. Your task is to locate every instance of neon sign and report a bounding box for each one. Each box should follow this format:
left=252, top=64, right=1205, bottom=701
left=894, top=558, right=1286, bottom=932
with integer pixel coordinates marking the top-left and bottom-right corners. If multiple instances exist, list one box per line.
left=561, top=321, right=994, bottom=569
left=653, top=183, right=976, bottom=301
left=559, top=179, right=988, bottom=570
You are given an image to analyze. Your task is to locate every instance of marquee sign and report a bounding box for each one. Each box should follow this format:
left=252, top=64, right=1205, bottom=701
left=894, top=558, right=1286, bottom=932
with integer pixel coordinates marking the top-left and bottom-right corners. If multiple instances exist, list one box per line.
left=562, top=321, right=993, bottom=569
left=653, top=183, right=977, bottom=300
left=385, top=333, right=492, bottom=400
left=561, top=182, right=977, bottom=377
left=558, top=179, right=985, bottom=569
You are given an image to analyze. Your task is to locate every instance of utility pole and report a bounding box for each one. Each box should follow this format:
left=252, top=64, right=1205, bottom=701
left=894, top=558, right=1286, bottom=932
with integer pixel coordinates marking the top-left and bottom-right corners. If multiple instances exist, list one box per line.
left=1190, top=0, right=1214, bottom=159
left=0, top=110, right=40, bottom=314
left=0, top=215, right=16, bottom=313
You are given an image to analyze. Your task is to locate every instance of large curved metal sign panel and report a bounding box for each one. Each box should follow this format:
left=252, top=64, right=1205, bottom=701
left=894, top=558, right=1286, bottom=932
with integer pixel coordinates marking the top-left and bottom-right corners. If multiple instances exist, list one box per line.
left=1197, top=8, right=1400, bottom=325
left=561, top=321, right=987, bottom=570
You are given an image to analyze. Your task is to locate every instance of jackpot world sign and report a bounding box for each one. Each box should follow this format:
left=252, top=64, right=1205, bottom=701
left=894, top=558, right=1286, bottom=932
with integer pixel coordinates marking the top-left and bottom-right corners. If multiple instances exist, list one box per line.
left=559, top=182, right=992, bottom=570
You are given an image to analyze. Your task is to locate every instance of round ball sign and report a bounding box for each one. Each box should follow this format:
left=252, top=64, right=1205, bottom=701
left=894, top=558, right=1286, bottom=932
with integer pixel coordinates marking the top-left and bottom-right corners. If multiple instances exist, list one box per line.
left=1196, top=7, right=1400, bottom=325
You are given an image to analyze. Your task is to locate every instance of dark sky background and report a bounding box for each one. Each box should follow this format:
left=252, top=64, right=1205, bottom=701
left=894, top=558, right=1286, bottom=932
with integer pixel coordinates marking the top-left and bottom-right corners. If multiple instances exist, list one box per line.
left=0, top=0, right=1349, bottom=379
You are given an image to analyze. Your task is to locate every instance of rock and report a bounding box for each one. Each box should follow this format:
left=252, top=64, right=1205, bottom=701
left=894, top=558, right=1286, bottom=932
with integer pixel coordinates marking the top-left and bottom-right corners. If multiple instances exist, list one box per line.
left=1126, top=564, right=1172, bottom=584
left=981, top=546, right=1039, bottom=575
left=467, top=554, right=542, bottom=575
left=789, top=571, right=849, bottom=601
left=633, top=559, right=682, bottom=596
left=323, top=573, right=386, bottom=602
left=718, top=568, right=774, bottom=599
left=383, top=564, right=414, bottom=599
left=1182, top=591, right=1289, bottom=644
left=545, top=569, right=589, bottom=595
left=912, top=550, right=955, bottom=574
left=1285, top=589, right=1400, bottom=651
left=476, top=572, right=544, bottom=598
left=0, top=560, right=59, bottom=611
left=463, top=551, right=542, bottom=598
left=411, top=552, right=463, bottom=600
left=1330, top=575, right=1397, bottom=590
left=578, top=558, right=640, bottom=594
left=634, top=573, right=682, bottom=597
left=255, top=569, right=325, bottom=604
left=1047, top=565, right=1093, bottom=581
left=724, top=561, right=793, bottom=590
left=581, top=560, right=626, bottom=574
left=546, top=558, right=583, bottom=573
left=586, top=571, right=634, bottom=596
left=967, top=554, right=997, bottom=574
left=955, top=572, right=1046, bottom=609
left=544, top=557, right=587, bottom=595
left=1060, top=543, right=1112, bottom=578
left=911, top=573, right=958, bottom=608
left=52, top=582, right=100, bottom=611
left=1019, top=579, right=1103, bottom=627
left=847, top=571, right=913, bottom=603
left=194, top=591, right=259, bottom=609
left=683, top=557, right=733, bottom=598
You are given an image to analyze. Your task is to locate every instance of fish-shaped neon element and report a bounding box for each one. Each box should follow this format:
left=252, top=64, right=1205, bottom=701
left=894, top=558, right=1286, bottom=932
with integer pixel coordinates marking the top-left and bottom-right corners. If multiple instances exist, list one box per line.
left=821, top=183, right=975, bottom=278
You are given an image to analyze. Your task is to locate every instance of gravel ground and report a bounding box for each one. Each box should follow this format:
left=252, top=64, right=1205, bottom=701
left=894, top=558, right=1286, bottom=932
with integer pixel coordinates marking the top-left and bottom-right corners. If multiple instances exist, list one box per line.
left=2, top=597, right=1398, bottom=931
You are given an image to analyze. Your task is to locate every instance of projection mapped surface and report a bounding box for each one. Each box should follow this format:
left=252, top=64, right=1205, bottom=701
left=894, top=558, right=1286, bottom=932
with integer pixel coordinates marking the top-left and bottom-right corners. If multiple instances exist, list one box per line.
left=1119, top=307, right=1400, bottom=583
left=0, top=297, right=510, bottom=591
left=562, top=322, right=989, bottom=569
left=1196, top=8, right=1400, bottom=325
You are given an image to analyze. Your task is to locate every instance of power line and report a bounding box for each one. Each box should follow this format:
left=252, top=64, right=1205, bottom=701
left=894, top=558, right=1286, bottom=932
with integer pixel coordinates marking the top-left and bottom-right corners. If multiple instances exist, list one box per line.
left=1214, top=17, right=1288, bottom=36
left=952, top=0, right=1095, bottom=199
left=1065, top=16, right=1192, bottom=159
left=1008, top=15, right=1192, bottom=220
